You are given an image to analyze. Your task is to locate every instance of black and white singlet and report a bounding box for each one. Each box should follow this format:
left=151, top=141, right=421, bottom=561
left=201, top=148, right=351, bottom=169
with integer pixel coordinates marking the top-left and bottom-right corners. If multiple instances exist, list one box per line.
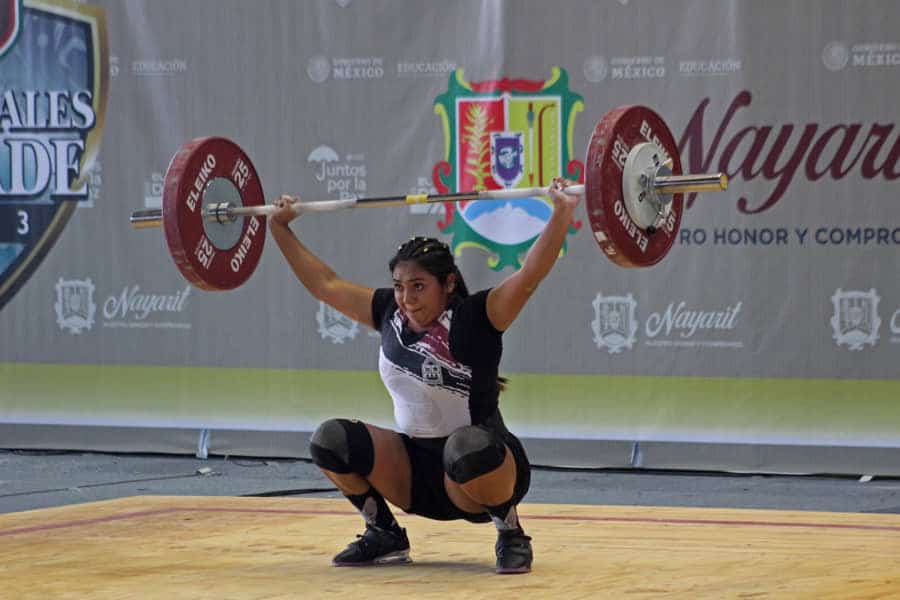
left=371, top=288, right=503, bottom=438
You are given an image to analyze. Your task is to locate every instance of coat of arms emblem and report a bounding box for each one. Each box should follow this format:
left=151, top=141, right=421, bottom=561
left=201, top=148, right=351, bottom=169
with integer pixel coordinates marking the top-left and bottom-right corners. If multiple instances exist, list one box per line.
left=592, top=293, right=638, bottom=354
left=831, top=288, right=880, bottom=351
left=431, top=68, right=584, bottom=270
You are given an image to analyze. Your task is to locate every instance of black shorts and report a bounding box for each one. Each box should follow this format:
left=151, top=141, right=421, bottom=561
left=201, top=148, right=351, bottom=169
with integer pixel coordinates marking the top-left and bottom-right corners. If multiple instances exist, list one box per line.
left=399, top=411, right=531, bottom=523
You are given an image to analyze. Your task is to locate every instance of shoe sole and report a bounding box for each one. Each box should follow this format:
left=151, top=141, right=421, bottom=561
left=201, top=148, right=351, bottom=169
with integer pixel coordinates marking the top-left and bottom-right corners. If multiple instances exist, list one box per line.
left=496, top=565, right=532, bottom=574
left=333, top=549, right=412, bottom=567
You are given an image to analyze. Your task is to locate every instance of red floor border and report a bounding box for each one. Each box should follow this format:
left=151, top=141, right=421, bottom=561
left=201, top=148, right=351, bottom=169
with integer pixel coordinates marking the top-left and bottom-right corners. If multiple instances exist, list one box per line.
left=3, top=505, right=900, bottom=537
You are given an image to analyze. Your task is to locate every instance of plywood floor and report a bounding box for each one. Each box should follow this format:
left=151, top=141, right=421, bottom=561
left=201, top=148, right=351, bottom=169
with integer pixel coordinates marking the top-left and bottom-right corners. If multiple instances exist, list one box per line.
left=1, top=496, right=898, bottom=599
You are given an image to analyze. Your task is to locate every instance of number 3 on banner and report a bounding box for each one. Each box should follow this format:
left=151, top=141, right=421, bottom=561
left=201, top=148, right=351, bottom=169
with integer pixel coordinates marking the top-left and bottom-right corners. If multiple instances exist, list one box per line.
left=17, top=210, right=29, bottom=235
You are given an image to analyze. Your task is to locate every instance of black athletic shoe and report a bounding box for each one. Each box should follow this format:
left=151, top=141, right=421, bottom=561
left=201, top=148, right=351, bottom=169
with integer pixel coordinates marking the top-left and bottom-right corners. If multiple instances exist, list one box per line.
left=495, top=528, right=533, bottom=574
left=332, top=524, right=411, bottom=566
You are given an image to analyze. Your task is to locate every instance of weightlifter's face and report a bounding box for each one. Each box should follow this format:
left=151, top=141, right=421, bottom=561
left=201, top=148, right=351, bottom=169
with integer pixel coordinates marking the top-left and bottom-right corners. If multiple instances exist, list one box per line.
left=392, top=261, right=454, bottom=331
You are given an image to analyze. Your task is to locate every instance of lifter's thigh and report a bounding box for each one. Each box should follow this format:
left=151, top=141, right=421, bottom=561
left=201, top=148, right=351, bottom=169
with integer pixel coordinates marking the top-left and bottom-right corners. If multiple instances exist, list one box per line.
left=364, top=423, right=413, bottom=511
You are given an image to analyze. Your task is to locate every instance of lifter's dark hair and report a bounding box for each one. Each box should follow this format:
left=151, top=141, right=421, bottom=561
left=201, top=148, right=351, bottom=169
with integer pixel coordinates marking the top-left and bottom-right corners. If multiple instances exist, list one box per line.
left=389, top=236, right=470, bottom=298
left=388, top=236, right=508, bottom=392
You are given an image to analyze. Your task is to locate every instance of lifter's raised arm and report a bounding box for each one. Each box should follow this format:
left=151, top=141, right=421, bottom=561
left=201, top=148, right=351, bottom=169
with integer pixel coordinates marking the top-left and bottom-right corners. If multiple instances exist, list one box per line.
left=269, top=195, right=375, bottom=328
left=485, top=178, right=581, bottom=332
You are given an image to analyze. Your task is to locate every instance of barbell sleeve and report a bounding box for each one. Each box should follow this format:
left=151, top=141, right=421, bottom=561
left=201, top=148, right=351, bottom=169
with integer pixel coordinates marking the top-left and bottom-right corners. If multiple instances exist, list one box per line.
left=652, top=173, right=729, bottom=195
left=130, top=209, right=164, bottom=229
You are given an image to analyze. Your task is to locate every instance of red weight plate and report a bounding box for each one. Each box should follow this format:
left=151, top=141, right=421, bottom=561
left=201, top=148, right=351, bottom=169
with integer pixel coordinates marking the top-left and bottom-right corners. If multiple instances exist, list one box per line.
left=162, top=137, right=266, bottom=290
left=584, top=106, right=683, bottom=268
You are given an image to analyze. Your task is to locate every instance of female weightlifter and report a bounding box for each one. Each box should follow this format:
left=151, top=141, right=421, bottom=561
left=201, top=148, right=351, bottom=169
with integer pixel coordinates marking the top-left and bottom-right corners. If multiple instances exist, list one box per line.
left=269, top=177, right=579, bottom=574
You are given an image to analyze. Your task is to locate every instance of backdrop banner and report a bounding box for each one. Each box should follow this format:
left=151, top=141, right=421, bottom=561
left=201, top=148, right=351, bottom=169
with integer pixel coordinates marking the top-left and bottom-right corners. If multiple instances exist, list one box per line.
left=2, top=0, right=898, bottom=472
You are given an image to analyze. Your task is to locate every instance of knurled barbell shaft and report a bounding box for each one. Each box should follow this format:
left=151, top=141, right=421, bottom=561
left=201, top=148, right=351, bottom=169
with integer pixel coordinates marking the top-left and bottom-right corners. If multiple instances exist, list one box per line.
left=129, top=172, right=726, bottom=229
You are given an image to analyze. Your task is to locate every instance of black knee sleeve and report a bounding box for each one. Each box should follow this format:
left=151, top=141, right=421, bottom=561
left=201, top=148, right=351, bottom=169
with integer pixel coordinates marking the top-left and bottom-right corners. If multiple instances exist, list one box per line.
left=309, top=418, right=375, bottom=476
left=442, top=425, right=506, bottom=484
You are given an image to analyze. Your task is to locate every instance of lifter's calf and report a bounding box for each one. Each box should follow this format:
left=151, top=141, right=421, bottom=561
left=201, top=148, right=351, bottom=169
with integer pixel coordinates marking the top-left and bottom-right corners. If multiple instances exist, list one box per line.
left=442, top=425, right=532, bottom=573
left=309, top=419, right=409, bottom=552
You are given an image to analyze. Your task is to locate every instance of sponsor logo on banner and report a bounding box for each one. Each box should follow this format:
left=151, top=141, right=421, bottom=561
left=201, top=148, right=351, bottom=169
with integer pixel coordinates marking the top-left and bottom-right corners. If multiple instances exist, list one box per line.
left=101, top=284, right=192, bottom=330
left=307, top=145, right=367, bottom=199
left=317, top=301, right=358, bottom=344
left=822, top=42, right=850, bottom=71
left=590, top=293, right=745, bottom=352
left=54, top=278, right=193, bottom=332
left=609, top=56, right=667, bottom=79
left=307, top=54, right=384, bottom=82
left=583, top=55, right=608, bottom=82
left=431, top=68, right=584, bottom=269
left=678, top=58, right=742, bottom=77
left=830, top=288, right=880, bottom=351
left=584, top=54, right=667, bottom=81
left=823, top=41, right=900, bottom=71
left=396, top=59, right=457, bottom=78
left=307, top=54, right=330, bottom=83
left=591, top=292, right=638, bottom=354
left=583, top=54, right=666, bottom=81
left=131, top=57, right=187, bottom=76
left=144, top=170, right=165, bottom=208
left=54, top=276, right=95, bottom=334
left=0, top=0, right=108, bottom=312
left=644, top=301, right=744, bottom=348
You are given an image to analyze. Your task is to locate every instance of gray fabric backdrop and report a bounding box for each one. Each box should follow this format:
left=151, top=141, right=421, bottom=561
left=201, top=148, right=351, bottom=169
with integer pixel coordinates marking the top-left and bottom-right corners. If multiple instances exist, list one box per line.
left=1, top=0, right=898, bottom=469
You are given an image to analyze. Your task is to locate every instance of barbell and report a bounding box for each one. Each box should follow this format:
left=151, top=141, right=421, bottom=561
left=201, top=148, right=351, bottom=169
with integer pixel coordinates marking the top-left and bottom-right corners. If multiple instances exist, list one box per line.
left=130, top=105, right=728, bottom=291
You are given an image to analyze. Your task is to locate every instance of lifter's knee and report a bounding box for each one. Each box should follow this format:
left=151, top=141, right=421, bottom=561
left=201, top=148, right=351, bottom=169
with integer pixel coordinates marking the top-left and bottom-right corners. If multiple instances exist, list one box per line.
left=309, top=418, right=375, bottom=476
left=443, top=425, right=507, bottom=484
